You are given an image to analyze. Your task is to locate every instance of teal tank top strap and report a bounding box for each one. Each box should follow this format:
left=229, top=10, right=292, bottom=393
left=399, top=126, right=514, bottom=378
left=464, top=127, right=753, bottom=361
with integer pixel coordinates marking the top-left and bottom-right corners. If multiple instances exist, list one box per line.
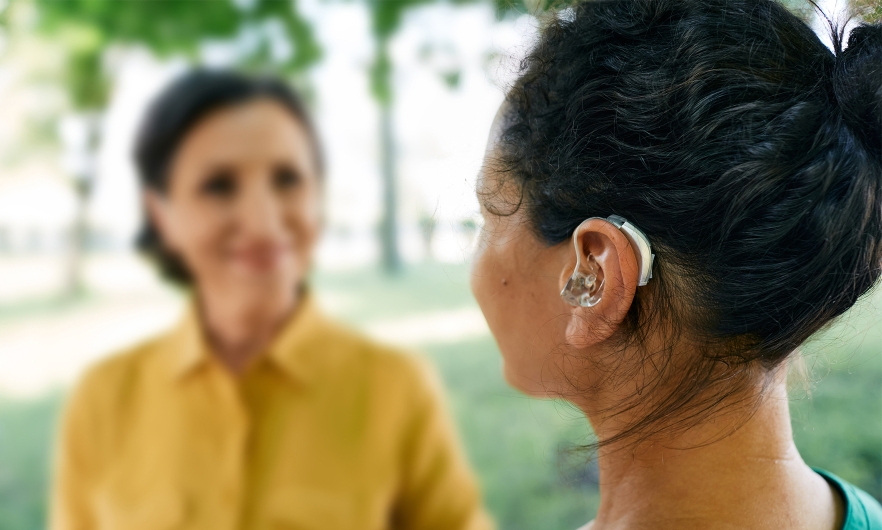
left=813, top=468, right=882, bottom=530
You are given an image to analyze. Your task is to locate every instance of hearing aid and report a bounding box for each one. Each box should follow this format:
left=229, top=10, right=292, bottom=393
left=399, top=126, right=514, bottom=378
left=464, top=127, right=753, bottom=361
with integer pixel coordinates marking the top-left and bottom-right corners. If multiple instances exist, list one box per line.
left=560, top=215, right=654, bottom=308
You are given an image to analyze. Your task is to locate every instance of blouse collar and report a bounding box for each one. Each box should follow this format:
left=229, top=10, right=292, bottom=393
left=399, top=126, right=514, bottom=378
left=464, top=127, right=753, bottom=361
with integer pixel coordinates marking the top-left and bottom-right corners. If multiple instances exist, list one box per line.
left=167, top=290, right=329, bottom=387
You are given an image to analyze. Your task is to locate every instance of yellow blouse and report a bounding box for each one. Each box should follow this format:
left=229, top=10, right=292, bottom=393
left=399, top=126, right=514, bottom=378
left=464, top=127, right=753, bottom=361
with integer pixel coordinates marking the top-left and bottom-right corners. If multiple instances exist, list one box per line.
left=50, top=295, right=494, bottom=530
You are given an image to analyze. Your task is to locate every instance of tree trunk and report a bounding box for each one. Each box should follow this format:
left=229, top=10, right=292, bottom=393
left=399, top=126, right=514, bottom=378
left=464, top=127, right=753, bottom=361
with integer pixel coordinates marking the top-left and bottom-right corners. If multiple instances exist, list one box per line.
left=379, top=100, right=401, bottom=273
left=65, top=179, right=90, bottom=296
left=61, top=113, right=100, bottom=297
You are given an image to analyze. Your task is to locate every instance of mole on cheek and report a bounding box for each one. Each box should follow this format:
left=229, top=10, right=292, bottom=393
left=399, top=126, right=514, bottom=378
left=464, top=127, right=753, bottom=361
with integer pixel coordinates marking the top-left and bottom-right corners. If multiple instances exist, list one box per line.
left=502, top=278, right=508, bottom=286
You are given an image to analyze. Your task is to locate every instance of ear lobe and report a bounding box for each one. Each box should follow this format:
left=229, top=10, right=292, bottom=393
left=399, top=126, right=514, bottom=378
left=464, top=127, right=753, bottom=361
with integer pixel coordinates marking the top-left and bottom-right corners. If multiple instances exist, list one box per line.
left=565, top=309, right=603, bottom=348
left=561, top=218, right=640, bottom=348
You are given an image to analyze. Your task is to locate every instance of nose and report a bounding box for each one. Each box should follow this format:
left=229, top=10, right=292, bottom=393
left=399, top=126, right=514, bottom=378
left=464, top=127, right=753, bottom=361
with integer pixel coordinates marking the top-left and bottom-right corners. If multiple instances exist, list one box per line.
left=236, top=178, right=287, bottom=244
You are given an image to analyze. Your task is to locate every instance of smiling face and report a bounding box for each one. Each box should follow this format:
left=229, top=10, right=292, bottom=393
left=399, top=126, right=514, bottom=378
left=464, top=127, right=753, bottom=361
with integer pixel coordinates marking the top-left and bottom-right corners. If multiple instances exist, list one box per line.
left=146, top=98, right=321, bottom=305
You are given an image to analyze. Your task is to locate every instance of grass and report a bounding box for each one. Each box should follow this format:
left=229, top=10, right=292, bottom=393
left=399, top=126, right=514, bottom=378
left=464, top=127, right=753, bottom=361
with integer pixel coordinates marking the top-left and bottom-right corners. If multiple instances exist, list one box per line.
left=0, top=394, right=62, bottom=530
left=0, top=290, right=99, bottom=325
left=311, top=262, right=477, bottom=322
left=0, top=261, right=879, bottom=530
left=791, top=291, right=882, bottom=500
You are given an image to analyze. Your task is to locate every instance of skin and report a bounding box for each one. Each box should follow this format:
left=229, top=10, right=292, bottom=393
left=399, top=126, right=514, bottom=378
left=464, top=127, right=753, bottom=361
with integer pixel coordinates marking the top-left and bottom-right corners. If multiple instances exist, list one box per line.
left=145, top=98, right=322, bottom=374
left=471, top=104, right=845, bottom=530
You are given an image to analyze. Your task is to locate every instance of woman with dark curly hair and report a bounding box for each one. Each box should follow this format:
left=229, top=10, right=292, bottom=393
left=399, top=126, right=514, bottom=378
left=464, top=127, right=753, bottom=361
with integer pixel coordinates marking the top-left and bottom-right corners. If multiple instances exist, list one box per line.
left=471, top=0, right=882, bottom=528
left=50, top=71, right=493, bottom=530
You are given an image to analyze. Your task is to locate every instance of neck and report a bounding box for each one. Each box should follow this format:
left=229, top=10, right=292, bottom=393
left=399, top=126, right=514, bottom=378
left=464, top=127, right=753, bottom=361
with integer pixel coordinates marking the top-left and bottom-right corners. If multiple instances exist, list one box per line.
left=582, top=371, right=843, bottom=530
left=196, top=284, right=298, bottom=374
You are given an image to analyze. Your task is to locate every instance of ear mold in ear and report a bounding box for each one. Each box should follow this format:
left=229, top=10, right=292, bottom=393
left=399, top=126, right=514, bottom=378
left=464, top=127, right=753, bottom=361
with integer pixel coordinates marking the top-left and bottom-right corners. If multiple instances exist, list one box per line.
left=560, top=253, right=604, bottom=307
left=560, top=215, right=654, bottom=308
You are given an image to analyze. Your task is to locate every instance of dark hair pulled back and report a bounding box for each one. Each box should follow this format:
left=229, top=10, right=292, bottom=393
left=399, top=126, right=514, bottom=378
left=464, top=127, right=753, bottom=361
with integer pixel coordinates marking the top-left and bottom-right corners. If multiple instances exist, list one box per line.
left=834, top=24, right=882, bottom=160
left=134, top=69, right=322, bottom=284
left=494, top=0, right=882, bottom=445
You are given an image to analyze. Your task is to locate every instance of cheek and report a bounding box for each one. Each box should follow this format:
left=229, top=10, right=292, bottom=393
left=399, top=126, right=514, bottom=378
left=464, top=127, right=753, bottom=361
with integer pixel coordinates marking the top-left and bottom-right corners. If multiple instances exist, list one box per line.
left=470, top=231, right=519, bottom=333
left=283, top=191, right=322, bottom=251
left=470, top=225, right=570, bottom=395
left=469, top=230, right=498, bottom=310
left=471, top=238, right=544, bottom=387
left=167, top=201, right=231, bottom=261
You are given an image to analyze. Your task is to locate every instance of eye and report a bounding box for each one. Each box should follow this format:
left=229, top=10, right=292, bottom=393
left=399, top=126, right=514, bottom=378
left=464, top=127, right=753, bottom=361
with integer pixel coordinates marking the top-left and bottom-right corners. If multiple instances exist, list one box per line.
left=200, top=168, right=236, bottom=198
left=273, top=164, right=302, bottom=190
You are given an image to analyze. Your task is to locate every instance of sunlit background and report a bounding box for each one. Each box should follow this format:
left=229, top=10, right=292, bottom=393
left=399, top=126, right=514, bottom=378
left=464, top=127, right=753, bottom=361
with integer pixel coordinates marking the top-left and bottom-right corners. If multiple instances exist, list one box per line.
left=0, top=0, right=879, bottom=528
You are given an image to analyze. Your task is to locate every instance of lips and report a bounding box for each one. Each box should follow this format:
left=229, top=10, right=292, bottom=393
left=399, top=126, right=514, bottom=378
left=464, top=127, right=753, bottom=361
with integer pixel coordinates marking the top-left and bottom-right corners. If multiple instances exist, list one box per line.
left=229, top=244, right=291, bottom=272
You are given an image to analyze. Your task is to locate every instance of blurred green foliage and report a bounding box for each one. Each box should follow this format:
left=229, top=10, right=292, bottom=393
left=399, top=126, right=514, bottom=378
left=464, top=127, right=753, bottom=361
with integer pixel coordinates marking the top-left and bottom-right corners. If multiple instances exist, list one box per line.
left=31, top=0, right=321, bottom=109
left=366, top=0, right=572, bottom=104
left=12, top=0, right=577, bottom=131
left=0, top=263, right=880, bottom=530
left=855, top=0, right=881, bottom=23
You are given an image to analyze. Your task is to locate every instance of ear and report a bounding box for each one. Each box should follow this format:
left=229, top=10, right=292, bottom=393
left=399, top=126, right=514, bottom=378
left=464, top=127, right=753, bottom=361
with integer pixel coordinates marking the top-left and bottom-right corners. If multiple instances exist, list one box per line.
left=143, top=189, right=177, bottom=251
left=559, top=218, right=640, bottom=348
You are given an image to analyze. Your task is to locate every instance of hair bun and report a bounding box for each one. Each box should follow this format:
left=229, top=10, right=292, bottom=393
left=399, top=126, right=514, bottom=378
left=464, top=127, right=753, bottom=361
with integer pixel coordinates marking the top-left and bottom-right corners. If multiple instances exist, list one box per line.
left=833, top=24, right=882, bottom=157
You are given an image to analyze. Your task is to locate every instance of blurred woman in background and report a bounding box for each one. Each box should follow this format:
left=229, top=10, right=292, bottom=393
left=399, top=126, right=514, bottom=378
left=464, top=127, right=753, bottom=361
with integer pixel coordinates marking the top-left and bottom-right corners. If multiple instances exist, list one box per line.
left=471, top=0, right=882, bottom=529
left=50, top=70, right=492, bottom=530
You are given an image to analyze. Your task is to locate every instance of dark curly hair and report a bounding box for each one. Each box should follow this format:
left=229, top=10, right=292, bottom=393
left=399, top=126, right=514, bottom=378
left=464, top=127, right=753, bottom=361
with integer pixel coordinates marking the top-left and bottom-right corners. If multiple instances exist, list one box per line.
left=492, top=0, right=882, bottom=445
left=134, top=70, right=323, bottom=284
